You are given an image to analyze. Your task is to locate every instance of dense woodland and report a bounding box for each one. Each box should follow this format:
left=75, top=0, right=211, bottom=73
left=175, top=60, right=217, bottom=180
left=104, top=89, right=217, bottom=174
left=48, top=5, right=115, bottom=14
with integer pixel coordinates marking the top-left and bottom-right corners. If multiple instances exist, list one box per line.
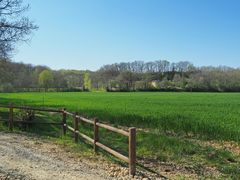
left=1, top=59, right=240, bottom=92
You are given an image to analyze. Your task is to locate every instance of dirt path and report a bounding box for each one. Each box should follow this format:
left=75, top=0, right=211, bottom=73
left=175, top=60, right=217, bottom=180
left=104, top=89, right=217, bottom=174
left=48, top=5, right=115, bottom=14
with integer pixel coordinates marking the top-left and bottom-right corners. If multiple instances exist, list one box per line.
left=0, top=132, right=115, bottom=180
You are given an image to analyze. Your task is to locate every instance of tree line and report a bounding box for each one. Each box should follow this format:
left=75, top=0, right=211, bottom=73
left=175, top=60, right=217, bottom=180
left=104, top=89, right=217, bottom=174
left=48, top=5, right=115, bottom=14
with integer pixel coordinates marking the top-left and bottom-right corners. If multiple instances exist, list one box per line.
left=0, top=59, right=87, bottom=92
left=93, top=61, right=240, bottom=92
left=1, top=59, right=240, bottom=92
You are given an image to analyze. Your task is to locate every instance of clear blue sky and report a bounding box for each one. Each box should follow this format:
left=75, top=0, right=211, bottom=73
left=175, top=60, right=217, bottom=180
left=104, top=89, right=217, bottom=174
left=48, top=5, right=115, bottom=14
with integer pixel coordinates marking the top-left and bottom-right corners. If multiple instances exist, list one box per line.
left=14, top=0, right=240, bottom=70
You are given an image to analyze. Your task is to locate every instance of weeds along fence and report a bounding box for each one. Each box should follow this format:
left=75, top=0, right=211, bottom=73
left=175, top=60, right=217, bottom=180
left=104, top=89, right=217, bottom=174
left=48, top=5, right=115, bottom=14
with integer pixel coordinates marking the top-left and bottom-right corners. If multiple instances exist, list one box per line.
left=0, top=104, right=136, bottom=176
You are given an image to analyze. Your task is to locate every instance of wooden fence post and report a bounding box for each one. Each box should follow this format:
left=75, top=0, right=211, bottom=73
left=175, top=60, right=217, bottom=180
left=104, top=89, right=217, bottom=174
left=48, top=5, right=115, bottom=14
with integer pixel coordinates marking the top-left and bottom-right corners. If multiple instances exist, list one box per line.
left=93, top=118, right=99, bottom=153
left=9, top=103, right=13, bottom=131
left=74, top=112, right=79, bottom=143
left=62, top=108, right=67, bottom=136
left=129, top=127, right=136, bottom=176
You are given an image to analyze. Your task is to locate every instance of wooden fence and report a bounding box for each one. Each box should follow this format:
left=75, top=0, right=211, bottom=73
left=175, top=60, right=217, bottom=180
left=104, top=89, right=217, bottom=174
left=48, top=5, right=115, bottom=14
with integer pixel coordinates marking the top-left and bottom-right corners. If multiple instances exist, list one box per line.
left=0, top=104, right=136, bottom=176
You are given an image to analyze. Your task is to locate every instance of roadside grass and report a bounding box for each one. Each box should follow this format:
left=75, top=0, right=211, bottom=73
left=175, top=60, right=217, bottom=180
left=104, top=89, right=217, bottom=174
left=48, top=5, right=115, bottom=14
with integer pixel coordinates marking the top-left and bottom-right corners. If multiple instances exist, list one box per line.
left=0, top=92, right=240, bottom=178
left=138, top=131, right=240, bottom=179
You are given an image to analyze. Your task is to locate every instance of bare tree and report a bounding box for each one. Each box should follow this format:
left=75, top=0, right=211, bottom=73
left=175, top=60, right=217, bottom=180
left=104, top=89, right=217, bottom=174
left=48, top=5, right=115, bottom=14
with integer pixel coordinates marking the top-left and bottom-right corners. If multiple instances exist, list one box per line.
left=0, top=0, right=38, bottom=58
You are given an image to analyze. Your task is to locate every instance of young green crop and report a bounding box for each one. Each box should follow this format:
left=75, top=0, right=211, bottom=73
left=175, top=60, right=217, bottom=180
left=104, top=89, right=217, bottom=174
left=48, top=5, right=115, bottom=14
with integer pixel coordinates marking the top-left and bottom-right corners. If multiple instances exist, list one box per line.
left=0, top=92, right=239, bottom=141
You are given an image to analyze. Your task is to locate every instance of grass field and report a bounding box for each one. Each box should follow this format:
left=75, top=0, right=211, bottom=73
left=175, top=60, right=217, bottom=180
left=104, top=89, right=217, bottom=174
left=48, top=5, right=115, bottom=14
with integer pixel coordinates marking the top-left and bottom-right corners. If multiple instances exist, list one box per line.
left=0, top=92, right=240, bottom=178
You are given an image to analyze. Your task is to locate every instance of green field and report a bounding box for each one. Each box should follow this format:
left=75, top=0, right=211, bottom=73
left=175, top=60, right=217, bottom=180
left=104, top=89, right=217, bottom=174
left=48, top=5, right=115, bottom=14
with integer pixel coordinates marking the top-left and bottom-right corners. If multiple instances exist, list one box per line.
left=0, top=92, right=240, bottom=178
left=1, top=92, right=240, bottom=141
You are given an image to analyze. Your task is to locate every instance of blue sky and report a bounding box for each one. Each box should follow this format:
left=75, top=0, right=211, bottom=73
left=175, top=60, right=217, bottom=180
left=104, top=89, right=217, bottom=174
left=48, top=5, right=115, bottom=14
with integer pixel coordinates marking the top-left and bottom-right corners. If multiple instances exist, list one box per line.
left=14, top=0, right=240, bottom=70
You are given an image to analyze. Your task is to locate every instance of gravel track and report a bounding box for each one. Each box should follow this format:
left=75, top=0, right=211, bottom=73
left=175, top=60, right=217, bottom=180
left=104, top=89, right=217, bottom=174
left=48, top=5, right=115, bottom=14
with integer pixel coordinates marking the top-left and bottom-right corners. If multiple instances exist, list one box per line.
left=0, top=132, right=113, bottom=180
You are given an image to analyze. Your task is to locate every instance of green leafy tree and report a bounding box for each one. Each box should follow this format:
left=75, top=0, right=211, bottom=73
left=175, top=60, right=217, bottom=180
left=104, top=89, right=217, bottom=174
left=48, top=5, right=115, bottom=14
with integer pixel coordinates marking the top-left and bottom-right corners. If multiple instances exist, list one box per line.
left=84, top=72, right=91, bottom=91
left=38, top=70, right=54, bottom=91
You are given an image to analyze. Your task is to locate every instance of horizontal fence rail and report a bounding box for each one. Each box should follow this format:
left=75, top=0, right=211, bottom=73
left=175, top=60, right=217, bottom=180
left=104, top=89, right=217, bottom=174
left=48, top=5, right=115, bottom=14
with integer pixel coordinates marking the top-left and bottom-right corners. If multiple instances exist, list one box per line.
left=0, top=104, right=136, bottom=176
left=0, top=104, right=62, bottom=113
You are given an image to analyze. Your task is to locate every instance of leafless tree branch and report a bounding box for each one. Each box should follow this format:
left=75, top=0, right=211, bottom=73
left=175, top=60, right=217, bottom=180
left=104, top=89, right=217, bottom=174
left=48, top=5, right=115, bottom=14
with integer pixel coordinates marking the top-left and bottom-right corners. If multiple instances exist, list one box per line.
left=0, top=0, right=38, bottom=58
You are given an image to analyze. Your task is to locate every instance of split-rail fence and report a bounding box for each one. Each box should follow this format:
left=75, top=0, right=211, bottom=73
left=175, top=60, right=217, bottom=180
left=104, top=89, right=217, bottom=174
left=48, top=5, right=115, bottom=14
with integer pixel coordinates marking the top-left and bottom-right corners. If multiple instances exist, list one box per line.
left=0, top=104, right=136, bottom=176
